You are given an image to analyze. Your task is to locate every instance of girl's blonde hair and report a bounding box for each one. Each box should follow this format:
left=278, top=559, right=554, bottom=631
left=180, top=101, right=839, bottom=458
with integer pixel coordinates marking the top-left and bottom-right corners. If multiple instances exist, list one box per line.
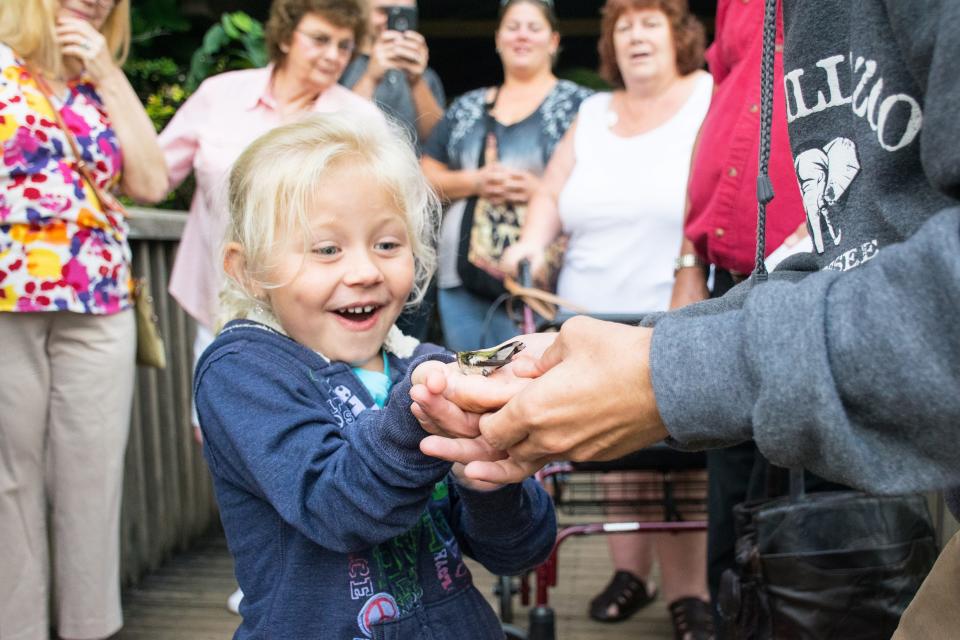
left=220, top=111, right=439, bottom=329
left=0, top=0, right=131, bottom=78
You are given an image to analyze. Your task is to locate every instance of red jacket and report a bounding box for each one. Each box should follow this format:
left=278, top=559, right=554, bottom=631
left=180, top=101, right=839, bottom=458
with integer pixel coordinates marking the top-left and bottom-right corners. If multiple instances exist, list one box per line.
left=685, top=0, right=805, bottom=275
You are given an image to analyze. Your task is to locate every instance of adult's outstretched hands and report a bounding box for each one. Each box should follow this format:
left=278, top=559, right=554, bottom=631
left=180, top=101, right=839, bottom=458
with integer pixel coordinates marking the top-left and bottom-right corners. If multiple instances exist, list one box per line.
left=410, top=332, right=558, bottom=438
left=413, top=316, right=670, bottom=485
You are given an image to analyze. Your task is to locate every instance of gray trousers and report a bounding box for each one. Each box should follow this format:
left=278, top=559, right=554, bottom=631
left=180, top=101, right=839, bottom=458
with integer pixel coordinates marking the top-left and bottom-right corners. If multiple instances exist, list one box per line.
left=0, top=310, right=135, bottom=640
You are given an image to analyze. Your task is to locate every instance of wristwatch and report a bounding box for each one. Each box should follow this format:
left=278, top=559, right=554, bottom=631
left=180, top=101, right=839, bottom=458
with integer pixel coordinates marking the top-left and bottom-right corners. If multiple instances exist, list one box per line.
left=673, top=253, right=706, bottom=276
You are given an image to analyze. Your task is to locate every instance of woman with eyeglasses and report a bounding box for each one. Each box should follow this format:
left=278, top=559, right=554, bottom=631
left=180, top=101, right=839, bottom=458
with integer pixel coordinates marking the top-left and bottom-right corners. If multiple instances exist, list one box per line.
left=421, top=0, right=592, bottom=352
left=501, top=0, right=714, bottom=637
left=0, top=0, right=167, bottom=638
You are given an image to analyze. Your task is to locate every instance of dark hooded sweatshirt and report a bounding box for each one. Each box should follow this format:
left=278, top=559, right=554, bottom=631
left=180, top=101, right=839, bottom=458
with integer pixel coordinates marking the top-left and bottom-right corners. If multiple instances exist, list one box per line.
left=195, top=321, right=556, bottom=639
left=650, top=0, right=960, bottom=512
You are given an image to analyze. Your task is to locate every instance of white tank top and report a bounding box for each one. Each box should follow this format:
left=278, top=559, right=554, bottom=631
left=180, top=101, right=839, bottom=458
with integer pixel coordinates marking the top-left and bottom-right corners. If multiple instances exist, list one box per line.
left=556, top=74, right=712, bottom=313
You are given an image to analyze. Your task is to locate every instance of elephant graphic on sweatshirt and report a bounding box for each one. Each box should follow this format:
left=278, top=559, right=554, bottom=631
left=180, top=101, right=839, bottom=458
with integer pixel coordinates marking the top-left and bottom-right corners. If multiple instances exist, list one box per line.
left=794, top=137, right=861, bottom=253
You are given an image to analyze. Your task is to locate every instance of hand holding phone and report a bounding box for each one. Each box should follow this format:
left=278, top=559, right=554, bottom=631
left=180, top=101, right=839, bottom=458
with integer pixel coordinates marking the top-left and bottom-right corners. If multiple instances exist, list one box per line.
left=385, top=5, right=418, bottom=33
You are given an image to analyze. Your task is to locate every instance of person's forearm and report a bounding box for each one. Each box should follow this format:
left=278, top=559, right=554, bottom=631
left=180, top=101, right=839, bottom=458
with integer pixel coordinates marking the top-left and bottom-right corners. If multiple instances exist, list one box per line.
left=410, top=77, right=443, bottom=140
left=669, top=236, right=709, bottom=309
left=97, top=67, right=168, bottom=202
left=651, top=207, right=960, bottom=495
left=422, top=162, right=478, bottom=202
left=521, top=190, right=563, bottom=248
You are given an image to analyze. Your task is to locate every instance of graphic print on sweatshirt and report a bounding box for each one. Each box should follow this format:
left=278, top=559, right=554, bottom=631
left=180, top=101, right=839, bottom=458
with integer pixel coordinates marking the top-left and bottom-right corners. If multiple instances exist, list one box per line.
left=348, top=483, right=472, bottom=638
left=794, top=137, right=860, bottom=253
left=783, top=52, right=922, bottom=271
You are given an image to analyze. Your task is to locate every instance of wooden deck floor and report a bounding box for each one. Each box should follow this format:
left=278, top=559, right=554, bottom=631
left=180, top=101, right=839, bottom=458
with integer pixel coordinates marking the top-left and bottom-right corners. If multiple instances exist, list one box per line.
left=113, top=532, right=674, bottom=640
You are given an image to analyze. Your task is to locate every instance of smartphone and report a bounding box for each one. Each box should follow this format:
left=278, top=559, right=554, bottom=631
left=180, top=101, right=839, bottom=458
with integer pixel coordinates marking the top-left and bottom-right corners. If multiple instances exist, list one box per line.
left=385, top=5, right=418, bottom=32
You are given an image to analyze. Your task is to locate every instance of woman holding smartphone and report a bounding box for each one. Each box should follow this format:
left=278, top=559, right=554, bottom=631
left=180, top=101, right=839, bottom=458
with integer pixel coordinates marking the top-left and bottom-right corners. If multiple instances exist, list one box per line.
left=421, top=0, right=592, bottom=352
left=501, top=0, right=714, bottom=637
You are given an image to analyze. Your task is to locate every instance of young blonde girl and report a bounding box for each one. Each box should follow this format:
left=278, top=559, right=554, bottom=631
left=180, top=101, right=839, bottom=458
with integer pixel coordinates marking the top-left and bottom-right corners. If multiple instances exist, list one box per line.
left=195, top=111, right=555, bottom=639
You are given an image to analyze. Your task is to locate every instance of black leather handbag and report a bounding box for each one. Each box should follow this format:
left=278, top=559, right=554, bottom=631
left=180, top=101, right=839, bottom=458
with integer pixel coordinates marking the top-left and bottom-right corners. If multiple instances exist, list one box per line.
left=718, top=473, right=938, bottom=639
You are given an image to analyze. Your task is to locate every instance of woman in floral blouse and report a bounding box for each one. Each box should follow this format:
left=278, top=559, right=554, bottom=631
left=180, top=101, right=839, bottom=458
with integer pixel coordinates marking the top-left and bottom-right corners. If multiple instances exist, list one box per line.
left=0, top=0, right=165, bottom=638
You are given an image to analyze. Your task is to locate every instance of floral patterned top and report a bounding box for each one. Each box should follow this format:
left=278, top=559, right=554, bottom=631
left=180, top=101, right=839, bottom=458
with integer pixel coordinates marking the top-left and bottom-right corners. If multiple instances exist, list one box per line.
left=0, top=43, right=132, bottom=315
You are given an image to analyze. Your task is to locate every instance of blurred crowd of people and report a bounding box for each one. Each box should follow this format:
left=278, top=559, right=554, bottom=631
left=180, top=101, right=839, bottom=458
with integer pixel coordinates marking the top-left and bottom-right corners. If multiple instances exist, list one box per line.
left=2, top=0, right=957, bottom=639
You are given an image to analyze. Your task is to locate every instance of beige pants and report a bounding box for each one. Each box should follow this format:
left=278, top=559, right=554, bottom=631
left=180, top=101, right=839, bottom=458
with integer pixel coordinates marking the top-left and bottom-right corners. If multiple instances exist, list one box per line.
left=0, top=311, right=135, bottom=640
left=893, top=529, right=960, bottom=640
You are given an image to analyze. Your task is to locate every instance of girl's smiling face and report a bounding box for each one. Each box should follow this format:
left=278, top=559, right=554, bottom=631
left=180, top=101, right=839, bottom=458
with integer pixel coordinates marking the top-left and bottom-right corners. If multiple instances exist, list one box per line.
left=254, top=161, right=415, bottom=371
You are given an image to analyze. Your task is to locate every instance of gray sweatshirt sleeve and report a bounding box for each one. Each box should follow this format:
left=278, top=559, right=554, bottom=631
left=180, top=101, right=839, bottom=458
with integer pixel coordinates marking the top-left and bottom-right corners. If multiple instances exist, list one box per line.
left=650, top=207, right=960, bottom=495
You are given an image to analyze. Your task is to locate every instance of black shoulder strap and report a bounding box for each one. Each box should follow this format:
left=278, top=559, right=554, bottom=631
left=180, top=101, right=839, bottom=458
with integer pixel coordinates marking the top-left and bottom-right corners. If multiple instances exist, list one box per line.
left=476, top=87, right=501, bottom=169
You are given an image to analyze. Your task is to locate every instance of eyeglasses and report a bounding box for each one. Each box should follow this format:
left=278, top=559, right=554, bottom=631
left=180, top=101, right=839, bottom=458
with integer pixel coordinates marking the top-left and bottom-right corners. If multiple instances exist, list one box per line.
left=295, top=30, right=355, bottom=55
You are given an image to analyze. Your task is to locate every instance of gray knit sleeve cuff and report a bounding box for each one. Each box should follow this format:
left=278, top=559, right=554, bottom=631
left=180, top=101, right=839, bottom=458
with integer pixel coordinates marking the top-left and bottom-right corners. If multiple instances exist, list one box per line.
left=650, top=311, right=755, bottom=450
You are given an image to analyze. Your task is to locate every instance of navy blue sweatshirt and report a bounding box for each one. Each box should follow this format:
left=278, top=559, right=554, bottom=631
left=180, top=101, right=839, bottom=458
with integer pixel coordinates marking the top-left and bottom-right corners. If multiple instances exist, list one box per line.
left=195, top=320, right=556, bottom=639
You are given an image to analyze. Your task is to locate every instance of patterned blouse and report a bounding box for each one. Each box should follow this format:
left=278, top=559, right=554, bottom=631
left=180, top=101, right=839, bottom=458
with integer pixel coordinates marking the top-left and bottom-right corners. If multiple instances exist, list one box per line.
left=423, top=79, right=593, bottom=289
left=0, top=43, right=131, bottom=315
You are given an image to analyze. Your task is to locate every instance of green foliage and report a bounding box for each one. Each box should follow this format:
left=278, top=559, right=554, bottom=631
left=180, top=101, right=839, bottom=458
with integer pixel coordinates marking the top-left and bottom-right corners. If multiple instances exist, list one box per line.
left=125, top=57, right=186, bottom=132
left=125, top=0, right=191, bottom=133
left=558, top=66, right=611, bottom=91
left=130, top=0, right=190, bottom=46
left=186, top=12, right=268, bottom=93
left=123, top=9, right=267, bottom=209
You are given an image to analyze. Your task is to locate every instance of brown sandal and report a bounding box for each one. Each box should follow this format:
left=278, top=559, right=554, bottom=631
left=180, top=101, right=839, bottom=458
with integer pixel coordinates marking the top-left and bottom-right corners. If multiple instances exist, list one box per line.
left=668, top=597, right=715, bottom=640
left=588, top=570, right=658, bottom=622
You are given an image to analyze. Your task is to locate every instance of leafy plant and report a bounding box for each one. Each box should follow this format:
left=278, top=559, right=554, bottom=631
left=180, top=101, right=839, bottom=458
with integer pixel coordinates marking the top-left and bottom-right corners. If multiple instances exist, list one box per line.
left=186, top=12, right=268, bottom=93
left=130, top=0, right=191, bottom=48
left=123, top=10, right=267, bottom=209
left=558, top=66, right=610, bottom=91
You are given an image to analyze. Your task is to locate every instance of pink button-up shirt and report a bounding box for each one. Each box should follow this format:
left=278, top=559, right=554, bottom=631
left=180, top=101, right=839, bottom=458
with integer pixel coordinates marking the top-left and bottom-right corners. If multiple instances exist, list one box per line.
left=159, top=65, right=381, bottom=329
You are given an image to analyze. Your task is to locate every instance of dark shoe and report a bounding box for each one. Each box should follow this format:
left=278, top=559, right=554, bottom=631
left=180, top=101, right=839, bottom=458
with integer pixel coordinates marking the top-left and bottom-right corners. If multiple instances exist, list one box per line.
left=588, top=570, right=657, bottom=622
left=668, top=597, right=715, bottom=640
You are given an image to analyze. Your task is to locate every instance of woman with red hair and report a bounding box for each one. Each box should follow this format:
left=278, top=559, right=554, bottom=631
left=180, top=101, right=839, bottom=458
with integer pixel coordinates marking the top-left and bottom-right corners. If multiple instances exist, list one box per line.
left=502, top=1, right=713, bottom=636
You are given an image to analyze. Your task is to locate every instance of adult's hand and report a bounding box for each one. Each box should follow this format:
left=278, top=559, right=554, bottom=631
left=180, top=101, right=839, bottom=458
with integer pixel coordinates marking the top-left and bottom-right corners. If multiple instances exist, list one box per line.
left=499, top=240, right=547, bottom=281
left=56, top=17, right=117, bottom=83
left=503, top=170, right=541, bottom=205
left=475, top=162, right=509, bottom=205
left=365, top=30, right=401, bottom=83
left=411, top=333, right=558, bottom=437
left=456, top=317, right=669, bottom=484
left=56, top=17, right=168, bottom=202
left=391, top=31, right=429, bottom=84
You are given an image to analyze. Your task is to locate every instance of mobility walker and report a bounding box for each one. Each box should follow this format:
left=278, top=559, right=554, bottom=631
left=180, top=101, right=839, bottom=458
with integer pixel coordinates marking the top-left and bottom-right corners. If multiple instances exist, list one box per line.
left=488, top=262, right=709, bottom=640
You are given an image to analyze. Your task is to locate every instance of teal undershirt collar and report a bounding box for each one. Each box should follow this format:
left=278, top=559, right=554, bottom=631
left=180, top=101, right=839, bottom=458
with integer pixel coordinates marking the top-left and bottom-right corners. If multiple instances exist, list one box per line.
left=352, top=350, right=391, bottom=409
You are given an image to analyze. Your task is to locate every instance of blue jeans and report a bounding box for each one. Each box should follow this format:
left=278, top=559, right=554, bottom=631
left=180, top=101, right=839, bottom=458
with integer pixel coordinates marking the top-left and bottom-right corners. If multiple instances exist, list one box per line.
left=438, top=286, right=518, bottom=352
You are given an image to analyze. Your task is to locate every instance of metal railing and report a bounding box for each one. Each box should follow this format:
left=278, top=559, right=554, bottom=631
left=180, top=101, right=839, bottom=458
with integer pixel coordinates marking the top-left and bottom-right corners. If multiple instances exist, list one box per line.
left=121, top=206, right=218, bottom=586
